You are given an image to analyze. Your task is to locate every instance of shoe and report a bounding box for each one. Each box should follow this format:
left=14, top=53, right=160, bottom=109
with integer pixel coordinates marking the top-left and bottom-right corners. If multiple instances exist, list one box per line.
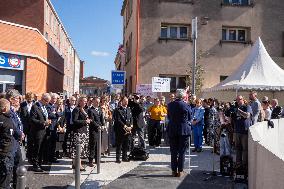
left=50, top=158, right=59, bottom=163
left=172, top=171, right=177, bottom=177
left=33, top=165, right=44, bottom=172
left=80, top=167, right=86, bottom=171
left=176, top=171, right=186, bottom=177
left=197, top=148, right=202, bottom=153
left=192, top=148, right=197, bottom=152
left=88, top=162, right=95, bottom=167
left=116, top=160, right=121, bottom=163
left=122, top=158, right=130, bottom=162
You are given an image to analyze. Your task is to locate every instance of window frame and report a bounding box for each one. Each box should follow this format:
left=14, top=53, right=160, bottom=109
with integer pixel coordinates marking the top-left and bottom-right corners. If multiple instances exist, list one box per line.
left=159, top=75, right=187, bottom=92
left=221, top=26, right=250, bottom=43
left=221, top=0, right=253, bottom=7
left=159, top=23, right=191, bottom=41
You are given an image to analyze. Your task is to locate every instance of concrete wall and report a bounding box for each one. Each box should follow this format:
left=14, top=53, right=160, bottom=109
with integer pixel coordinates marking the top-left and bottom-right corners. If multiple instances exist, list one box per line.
left=248, top=119, right=284, bottom=189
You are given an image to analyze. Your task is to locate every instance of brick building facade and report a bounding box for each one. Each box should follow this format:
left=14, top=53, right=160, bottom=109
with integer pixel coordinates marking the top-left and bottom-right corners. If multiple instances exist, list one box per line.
left=0, top=0, right=80, bottom=96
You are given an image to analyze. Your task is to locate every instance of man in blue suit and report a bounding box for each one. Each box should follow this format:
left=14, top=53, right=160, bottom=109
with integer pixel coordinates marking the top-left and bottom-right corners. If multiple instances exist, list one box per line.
left=167, top=89, right=192, bottom=177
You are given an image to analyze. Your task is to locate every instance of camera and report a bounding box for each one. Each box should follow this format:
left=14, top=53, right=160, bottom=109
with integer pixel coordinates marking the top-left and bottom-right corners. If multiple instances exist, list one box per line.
left=221, top=129, right=227, bottom=137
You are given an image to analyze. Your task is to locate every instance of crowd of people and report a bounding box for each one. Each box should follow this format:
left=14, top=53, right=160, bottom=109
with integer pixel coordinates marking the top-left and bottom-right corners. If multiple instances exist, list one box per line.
left=0, top=88, right=284, bottom=188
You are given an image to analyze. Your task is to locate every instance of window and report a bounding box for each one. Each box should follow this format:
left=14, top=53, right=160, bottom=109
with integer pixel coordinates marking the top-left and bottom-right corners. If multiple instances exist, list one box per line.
left=170, top=27, right=178, bottom=39
left=45, top=5, right=49, bottom=24
left=229, top=30, right=236, bottom=40
left=223, top=0, right=250, bottom=6
left=161, top=26, right=168, bottom=38
left=160, top=75, right=186, bottom=92
left=160, top=24, right=189, bottom=40
left=50, top=14, right=53, bottom=30
left=220, top=75, right=228, bottom=82
left=222, top=27, right=249, bottom=42
left=180, top=27, right=188, bottom=39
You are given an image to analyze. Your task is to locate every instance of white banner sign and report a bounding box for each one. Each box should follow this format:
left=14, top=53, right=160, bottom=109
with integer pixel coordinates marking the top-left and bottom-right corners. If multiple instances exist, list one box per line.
left=136, top=84, right=155, bottom=97
left=152, top=77, right=171, bottom=92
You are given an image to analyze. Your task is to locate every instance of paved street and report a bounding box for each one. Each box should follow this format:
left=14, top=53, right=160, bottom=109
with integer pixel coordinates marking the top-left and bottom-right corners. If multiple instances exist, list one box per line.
left=25, top=144, right=235, bottom=189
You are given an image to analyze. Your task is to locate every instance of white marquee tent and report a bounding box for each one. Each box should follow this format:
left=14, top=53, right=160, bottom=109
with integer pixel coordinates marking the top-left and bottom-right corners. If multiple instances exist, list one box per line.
left=203, top=37, right=284, bottom=103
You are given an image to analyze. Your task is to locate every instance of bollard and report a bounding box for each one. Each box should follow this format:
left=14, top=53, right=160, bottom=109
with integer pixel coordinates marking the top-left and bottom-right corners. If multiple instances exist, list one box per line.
left=97, top=128, right=102, bottom=174
left=107, top=122, right=111, bottom=156
left=16, top=166, right=27, bottom=189
left=75, top=138, right=81, bottom=189
left=188, top=136, right=191, bottom=174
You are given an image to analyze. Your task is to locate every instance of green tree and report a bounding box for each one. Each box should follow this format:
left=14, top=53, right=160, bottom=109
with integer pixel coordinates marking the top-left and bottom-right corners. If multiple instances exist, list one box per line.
left=186, top=50, right=205, bottom=94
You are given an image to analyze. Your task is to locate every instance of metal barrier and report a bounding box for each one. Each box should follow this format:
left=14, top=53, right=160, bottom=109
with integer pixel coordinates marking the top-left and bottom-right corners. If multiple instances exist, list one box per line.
left=75, top=138, right=81, bottom=189
left=97, top=128, right=102, bottom=174
left=16, top=166, right=27, bottom=189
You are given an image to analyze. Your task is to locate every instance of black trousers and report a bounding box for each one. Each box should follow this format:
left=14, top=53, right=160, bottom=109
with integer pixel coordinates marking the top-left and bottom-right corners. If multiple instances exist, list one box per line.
left=43, top=129, right=57, bottom=162
left=13, top=146, right=22, bottom=188
left=0, top=155, right=14, bottom=189
left=89, top=130, right=97, bottom=162
left=62, top=127, right=72, bottom=154
left=148, top=119, right=162, bottom=146
left=115, top=134, right=129, bottom=160
left=30, top=129, right=45, bottom=165
left=203, top=123, right=209, bottom=144
left=169, top=135, right=189, bottom=172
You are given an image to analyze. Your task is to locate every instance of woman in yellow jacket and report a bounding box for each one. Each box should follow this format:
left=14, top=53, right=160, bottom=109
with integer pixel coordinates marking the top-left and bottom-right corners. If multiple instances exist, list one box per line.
left=147, top=98, right=167, bottom=147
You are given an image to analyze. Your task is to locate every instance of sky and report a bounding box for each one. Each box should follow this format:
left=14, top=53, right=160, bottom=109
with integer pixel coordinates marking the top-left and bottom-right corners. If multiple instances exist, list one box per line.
left=51, top=0, right=124, bottom=81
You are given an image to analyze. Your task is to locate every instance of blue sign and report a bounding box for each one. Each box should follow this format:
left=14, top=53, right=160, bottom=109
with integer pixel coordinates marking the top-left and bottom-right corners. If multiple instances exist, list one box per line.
left=111, top=70, right=126, bottom=85
left=0, top=52, right=25, bottom=70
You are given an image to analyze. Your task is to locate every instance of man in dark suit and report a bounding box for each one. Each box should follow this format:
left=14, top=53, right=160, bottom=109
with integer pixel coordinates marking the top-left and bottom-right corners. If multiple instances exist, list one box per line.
left=63, top=96, right=77, bottom=155
left=30, top=93, right=51, bottom=172
left=113, top=96, right=133, bottom=163
left=167, top=89, right=192, bottom=177
left=45, top=93, right=60, bottom=163
left=131, top=95, right=146, bottom=149
left=88, top=97, right=105, bottom=167
left=19, top=92, right=34, bottom=162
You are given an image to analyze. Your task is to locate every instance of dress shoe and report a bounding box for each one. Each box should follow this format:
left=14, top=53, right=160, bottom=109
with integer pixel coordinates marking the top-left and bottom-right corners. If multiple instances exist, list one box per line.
left=116, top=160, right=121, bottom=163
left=122, top=158, right=130, bottom=162
left=192, top=148, right=197, bottom=152
left=50, top=158, right=59, bottom=163
left=88, top=162, right=95, bottom=167
left=33, top=165, right=44, bottom=172
left=176, top=171, right=186, bottom=177
left=172, top=171, right=177, bottom=177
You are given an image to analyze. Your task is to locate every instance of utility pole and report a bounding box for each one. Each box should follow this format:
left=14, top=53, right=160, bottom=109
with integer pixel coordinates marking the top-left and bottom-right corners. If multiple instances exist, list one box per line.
left=191, top=17, right=198, bottom=95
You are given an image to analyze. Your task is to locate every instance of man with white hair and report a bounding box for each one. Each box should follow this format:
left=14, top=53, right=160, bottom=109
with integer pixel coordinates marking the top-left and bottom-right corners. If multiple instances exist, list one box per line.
left=45, top=93, right=60, bottom=163
left=270, top=99, right=282, bottom=119
left=167, top=89, right=192, bottom=177
left=29, top=93, right=52, bottom=172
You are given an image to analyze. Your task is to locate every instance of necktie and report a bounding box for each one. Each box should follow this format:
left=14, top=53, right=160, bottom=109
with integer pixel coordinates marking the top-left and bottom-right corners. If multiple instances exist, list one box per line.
left=42, top=106, right=48, bottom=120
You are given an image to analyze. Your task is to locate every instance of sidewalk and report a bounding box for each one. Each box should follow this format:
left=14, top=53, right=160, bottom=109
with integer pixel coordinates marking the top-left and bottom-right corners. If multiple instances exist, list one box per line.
left=67, top=145, right=234, bottom=189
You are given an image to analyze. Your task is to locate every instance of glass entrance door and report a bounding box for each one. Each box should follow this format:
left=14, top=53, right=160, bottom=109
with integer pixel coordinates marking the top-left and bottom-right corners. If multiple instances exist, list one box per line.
left=0, top=82, right=16, bottom=93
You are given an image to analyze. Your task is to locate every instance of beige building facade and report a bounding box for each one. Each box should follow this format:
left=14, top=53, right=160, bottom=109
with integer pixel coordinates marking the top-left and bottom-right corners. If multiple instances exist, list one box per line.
left=119, top=0, right=284, bottom=94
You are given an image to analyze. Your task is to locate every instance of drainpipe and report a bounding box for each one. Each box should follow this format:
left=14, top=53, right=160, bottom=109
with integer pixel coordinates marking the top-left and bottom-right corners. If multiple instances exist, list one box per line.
left=135, top=0, right=140, bottom=92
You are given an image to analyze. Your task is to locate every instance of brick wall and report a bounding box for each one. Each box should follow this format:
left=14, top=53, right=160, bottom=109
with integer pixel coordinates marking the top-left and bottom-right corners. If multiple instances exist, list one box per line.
left=0, top=0, right=44, bottom=33
left=0, top=21, right=64, bottom=94
left=25, top=57, right=63, bottom=94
